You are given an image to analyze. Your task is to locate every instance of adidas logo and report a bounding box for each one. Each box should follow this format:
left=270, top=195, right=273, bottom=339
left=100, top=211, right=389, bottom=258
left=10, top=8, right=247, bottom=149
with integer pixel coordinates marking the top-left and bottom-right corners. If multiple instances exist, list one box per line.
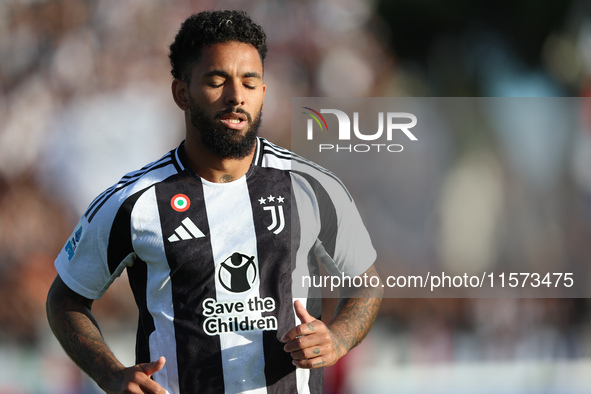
left=168, top=218, right=205, bottom=242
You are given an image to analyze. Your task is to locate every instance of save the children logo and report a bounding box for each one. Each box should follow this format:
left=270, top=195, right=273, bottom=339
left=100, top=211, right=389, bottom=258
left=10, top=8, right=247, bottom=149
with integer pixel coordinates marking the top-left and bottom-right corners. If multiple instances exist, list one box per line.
left=302, top=106, right=418, bottom=153
left=206, top=254, right=278, bottom=336
left=218, top=252, right=258, bottom=293
left=202, top=296, right=278, bottom=336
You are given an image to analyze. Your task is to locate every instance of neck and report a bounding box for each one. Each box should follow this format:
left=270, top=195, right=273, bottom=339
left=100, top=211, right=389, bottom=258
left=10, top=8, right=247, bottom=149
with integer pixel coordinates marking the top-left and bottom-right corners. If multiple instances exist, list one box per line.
left=181, top=136, right=256, bottom=183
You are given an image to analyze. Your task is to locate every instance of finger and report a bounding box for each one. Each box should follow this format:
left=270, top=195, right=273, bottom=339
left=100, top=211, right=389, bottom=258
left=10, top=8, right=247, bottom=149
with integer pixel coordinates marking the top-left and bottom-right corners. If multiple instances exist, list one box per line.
left=280, top=301, right=316, bottom=343
left=292, top=355, right=330, bottom=369
left=289, top=343, right=331, bottom=360
left=293, top=300, right=315, bottom=324
left=283, top=328, right=328, bottom=352
left=119, top=360, right=166, bottom=394
left=139, top=356, right=166, bottom=377
left=280, top=320, right=320, bottom=343
left=138, top=378, right=166, bottom=394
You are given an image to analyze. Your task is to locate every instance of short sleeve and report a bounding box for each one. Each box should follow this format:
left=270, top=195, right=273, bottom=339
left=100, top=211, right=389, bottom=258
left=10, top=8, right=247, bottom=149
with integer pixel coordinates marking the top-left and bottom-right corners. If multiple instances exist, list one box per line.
left=292, top=162, right=377, bottom=278
left=55, top=195, right=135, bottom=300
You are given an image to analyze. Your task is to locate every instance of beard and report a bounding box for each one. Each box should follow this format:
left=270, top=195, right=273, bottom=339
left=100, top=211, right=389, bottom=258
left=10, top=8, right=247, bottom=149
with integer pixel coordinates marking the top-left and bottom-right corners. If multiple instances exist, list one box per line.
left=188, top=96, right=262, bottom=159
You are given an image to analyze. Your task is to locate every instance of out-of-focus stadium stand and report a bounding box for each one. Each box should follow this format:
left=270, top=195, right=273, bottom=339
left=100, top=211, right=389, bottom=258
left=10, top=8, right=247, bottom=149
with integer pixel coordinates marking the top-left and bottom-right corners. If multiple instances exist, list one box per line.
left=1, top=0, right=591, bottom=392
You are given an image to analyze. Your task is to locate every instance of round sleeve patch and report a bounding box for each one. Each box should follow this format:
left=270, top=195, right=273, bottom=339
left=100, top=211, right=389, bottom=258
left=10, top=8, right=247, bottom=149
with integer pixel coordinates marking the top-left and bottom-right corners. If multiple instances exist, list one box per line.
left=171, top=194, right=191, bottom=212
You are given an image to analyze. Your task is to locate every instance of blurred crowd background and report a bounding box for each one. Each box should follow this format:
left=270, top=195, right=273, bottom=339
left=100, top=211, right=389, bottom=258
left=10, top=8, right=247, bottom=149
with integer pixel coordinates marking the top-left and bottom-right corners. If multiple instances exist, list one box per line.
left=1, top=0, right=591, bottom=392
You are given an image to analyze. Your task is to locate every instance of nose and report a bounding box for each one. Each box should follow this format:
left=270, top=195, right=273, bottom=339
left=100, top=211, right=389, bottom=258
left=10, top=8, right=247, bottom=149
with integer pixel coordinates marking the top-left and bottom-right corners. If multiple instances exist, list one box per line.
left=224, top=80, right=245, bottom=106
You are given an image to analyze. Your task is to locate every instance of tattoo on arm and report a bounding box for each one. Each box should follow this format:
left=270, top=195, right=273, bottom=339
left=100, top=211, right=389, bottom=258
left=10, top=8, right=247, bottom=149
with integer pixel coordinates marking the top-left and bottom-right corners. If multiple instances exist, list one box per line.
left=47, top=277, right=125, bottom=391
left=331, top=295, right=381, bottom=352
left=328, top=266, right=383, bottom=355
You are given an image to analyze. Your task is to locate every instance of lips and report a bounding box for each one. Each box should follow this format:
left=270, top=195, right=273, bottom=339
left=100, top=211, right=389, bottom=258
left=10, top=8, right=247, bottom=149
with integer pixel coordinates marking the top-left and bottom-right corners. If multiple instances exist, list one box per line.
left=218, top=111, right=249, bottom=130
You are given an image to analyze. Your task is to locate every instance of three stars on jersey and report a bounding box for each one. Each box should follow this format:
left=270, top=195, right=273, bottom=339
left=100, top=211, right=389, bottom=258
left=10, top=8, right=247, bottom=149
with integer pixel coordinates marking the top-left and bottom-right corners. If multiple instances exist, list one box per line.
left=258, top=194, right=285, bottom=204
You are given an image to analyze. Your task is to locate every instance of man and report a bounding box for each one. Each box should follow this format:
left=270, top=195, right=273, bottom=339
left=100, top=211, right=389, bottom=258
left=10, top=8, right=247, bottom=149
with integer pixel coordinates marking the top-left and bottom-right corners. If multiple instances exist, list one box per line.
left=47, top=10, right=382, bottom=394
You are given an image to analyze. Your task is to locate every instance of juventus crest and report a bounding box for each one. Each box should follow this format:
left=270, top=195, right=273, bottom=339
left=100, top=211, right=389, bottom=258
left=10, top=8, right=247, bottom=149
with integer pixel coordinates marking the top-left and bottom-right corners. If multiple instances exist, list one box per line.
left=258, top=194, right=285, bottom=234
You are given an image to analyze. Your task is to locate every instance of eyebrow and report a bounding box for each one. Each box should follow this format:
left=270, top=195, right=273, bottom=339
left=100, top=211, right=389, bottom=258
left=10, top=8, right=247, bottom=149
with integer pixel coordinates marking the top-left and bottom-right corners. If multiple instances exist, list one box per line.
left=203, top=70, right=262, bottom=79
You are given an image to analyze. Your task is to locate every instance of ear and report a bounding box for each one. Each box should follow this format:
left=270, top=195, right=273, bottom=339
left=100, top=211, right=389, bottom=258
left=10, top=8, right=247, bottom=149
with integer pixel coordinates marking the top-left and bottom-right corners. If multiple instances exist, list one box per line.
left=172, top=78, right=190, bottom=110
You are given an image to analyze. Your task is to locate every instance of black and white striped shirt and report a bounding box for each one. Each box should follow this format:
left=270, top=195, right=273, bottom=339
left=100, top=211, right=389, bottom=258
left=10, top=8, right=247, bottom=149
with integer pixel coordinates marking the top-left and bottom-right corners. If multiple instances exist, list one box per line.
left=56, top=137, right=376, bottom=394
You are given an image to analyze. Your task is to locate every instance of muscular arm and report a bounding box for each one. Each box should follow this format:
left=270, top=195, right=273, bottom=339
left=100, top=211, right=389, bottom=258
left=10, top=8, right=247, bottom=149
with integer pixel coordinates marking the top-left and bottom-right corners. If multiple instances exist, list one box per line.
left=327, top=265, right=383, bottom=360
left=46, top=275, right=165, bottom=393
left=282, top=265, right=383, bottom=368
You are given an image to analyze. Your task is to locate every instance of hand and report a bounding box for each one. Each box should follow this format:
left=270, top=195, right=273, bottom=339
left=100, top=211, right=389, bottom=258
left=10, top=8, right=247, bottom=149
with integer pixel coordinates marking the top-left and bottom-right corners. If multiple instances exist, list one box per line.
left=280, top=301, right=345, bottom=369
left=109, top=356, right=167, bottom=394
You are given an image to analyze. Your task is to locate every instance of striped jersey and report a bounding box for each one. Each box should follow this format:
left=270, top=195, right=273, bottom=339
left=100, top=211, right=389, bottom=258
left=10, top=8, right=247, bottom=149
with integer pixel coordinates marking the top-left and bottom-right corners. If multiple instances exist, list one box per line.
left=55, top=137, right=376, bottom=394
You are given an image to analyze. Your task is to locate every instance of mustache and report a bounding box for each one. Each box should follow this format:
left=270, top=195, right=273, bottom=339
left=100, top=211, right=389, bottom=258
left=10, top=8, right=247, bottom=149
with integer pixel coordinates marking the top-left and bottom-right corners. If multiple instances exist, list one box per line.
left=214, top=107, right=252, bottom=123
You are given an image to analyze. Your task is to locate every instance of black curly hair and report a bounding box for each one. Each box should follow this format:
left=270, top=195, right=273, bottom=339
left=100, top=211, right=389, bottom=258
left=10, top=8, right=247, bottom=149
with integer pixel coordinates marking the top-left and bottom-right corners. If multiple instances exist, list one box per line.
left=169, top=10, right=268, bottom=83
